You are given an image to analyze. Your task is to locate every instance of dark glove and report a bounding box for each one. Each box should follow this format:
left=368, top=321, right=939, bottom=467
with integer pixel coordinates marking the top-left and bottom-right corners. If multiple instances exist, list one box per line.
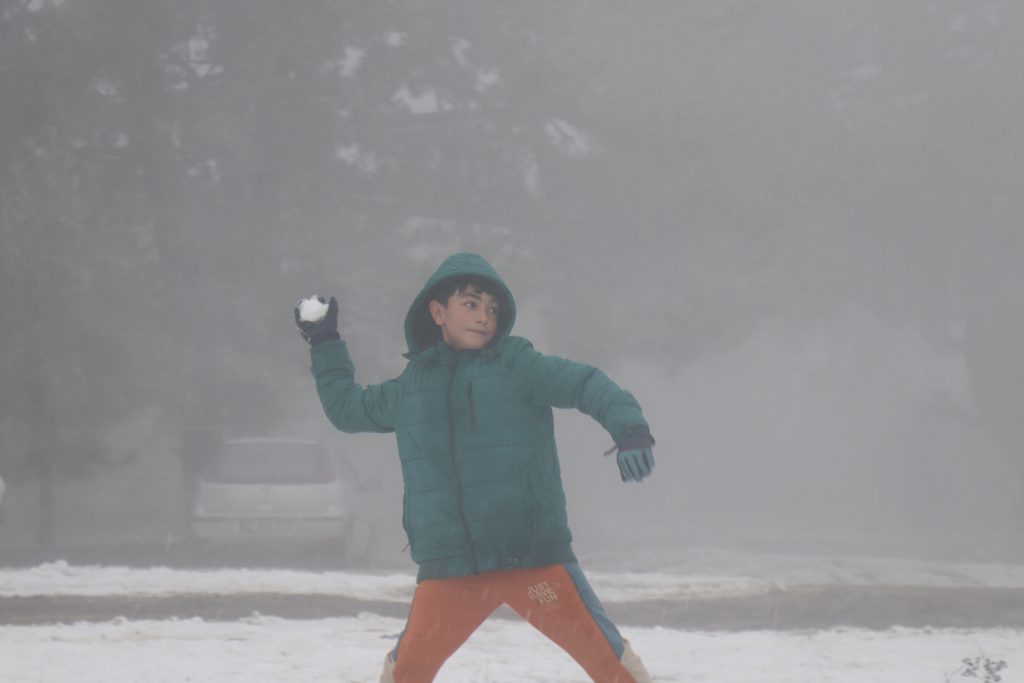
left=605, top=430, right=655, bottom=483
left=294, top=296, right=340, bottom=347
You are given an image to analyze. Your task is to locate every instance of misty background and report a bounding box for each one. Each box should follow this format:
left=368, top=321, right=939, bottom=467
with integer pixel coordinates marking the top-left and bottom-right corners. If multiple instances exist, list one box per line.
left=1, top=1, right=1022, bottom=567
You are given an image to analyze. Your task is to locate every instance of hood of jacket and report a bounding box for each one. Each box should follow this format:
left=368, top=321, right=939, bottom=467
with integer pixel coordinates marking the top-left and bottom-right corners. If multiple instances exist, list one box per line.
left=403, top=252, right=517, bottom=358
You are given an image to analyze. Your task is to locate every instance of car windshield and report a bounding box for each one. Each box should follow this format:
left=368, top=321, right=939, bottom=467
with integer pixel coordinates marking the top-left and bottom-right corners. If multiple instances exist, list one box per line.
left=204, top=442, right=333, bottom=484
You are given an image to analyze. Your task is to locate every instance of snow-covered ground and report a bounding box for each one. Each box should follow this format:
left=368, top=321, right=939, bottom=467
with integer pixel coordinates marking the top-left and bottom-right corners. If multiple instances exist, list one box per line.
left=2, top=613, right=1020, bottom=683
left=1, top=551, right=1023, bottom=682
left=5, top=548, right=1024, bottom=600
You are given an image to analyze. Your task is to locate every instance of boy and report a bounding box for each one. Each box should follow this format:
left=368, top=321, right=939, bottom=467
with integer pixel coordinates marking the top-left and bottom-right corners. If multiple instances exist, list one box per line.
left=295, top=252, right=655, bottom=683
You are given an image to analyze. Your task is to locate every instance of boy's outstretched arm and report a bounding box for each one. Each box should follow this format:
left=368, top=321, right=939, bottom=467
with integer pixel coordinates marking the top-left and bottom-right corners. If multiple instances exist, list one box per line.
left=512, top=338, right=655, bottom=482
left=294, top=296, right=399, bottom=435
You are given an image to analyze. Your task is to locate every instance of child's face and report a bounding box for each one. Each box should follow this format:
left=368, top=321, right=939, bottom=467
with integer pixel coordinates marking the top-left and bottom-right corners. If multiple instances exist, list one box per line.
left=428, top=286, right=501, bottom=351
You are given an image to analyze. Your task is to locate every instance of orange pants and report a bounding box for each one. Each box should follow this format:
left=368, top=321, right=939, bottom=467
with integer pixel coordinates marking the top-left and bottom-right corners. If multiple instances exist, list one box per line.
left=389, top=563, right=637, bottom=683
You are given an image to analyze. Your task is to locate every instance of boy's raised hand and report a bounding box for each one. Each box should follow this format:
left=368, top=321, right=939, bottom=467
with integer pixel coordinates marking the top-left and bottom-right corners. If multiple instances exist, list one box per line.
left=294, top=295, right=341, bottom=346
left=608, top=430, right=655, bottom=483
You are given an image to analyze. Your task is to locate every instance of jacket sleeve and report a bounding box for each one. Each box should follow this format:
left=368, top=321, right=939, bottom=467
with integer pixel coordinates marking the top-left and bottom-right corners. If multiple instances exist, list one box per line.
left=510, top=338, right=648, bottom=443
left=310, top=339, right=400, bottom=434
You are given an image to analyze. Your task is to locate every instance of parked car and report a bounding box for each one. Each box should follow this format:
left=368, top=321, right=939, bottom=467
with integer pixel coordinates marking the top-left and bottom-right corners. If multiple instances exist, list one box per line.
left=189, top=438, right=360, bottom=550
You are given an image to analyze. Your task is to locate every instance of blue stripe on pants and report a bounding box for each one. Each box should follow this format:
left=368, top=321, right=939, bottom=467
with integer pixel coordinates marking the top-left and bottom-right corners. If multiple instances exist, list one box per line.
left=562, top=562, right=625, bottom=659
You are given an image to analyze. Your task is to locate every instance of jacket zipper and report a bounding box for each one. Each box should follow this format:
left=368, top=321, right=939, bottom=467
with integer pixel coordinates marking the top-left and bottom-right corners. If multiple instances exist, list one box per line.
left=447, top=357, right=479, bottom=573
left=467, top=381, right=476, bottom=431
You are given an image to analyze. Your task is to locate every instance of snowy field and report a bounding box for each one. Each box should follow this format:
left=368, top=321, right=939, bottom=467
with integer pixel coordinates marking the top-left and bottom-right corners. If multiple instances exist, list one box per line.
left=1, top=552, right=1023, bottom=682
left=6, top=548, right=1024, bottom=599
left=2, top=613, right=1021, bottom=683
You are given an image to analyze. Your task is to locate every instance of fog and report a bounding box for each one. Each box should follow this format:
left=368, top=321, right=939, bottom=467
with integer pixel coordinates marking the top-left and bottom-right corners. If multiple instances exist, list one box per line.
left=2, top=1, right=1022, bottom=568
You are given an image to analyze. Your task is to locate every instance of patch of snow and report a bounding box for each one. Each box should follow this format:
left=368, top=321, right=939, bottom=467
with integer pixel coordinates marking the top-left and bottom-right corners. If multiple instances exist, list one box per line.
left=334, top=144, right=378, bottom=173
left=476, top=67, right=500, bottom=91
left=522, top=155, right=541, bottom=196
left=93, top=78, right=119, bottom=97
left=384, top=31, right=405, bottom=47
left=392, top=85, right=442, bottom=114
left=335, top=144, right=359, bottom=165
left=545, top=118, right=593, bottom=157
left=452, top=38, right=471, bottom=67
left=338, top=46, right=365, bottom=78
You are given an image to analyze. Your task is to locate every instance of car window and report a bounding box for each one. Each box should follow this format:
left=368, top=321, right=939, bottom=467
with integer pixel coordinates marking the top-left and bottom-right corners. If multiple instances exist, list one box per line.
left=204, top=442, right=334, bottom=484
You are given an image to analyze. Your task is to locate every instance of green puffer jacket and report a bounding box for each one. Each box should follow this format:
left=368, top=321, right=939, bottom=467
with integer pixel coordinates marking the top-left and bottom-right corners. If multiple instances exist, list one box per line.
left=310, top=253, right=649, bottom=582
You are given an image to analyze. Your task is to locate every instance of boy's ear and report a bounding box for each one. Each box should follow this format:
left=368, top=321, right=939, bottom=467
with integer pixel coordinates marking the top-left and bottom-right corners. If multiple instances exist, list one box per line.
left=428, top=299, right=446, bottom=326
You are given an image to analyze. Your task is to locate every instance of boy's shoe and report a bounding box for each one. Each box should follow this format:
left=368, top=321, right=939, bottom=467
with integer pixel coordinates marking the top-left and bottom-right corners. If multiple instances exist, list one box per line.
left=378, top=652, right=396, bottom=683
left=622, top=639, right=654, bottom=683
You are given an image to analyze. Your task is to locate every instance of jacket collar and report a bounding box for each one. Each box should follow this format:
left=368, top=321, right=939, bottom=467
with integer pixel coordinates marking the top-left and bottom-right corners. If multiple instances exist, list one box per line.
left=414, top=339, right=503, bottom=367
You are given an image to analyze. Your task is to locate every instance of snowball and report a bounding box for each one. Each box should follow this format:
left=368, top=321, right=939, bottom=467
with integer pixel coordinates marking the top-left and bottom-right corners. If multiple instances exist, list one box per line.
left=298, top=296, right=330, bottom=323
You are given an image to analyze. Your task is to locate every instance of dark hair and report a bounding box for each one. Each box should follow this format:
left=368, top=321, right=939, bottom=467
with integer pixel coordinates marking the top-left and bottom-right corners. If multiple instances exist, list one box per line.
left=429, top=276, right=505, bottom=311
